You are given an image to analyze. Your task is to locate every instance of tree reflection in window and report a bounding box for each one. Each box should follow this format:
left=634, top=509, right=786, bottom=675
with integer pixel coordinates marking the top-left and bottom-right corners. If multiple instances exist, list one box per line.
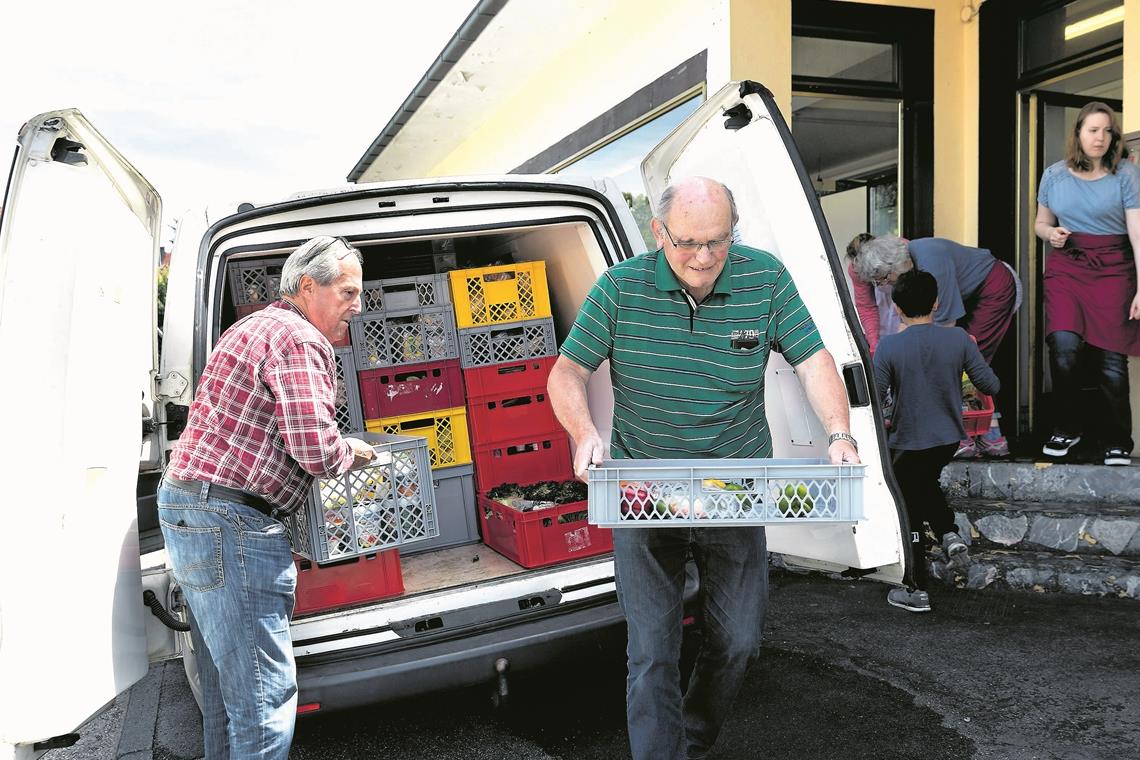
left=554, top=94, right=702, bottom=252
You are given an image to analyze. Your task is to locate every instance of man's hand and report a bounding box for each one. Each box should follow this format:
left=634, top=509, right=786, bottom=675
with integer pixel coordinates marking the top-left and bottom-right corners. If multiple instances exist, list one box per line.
left=344, top=437, right=376, bottom=469
left=827, top=439, right=861, bottom=465
left=573, top=431, right=607, bottom=483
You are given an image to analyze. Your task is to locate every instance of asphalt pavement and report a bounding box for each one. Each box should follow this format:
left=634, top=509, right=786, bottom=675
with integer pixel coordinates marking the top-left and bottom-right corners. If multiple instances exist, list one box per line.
left=48, top=570, right=1140, bottom=760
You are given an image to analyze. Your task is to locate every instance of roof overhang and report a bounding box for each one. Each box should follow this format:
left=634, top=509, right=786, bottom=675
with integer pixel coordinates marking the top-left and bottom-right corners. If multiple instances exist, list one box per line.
left=347, top=0, right=631, bottom=183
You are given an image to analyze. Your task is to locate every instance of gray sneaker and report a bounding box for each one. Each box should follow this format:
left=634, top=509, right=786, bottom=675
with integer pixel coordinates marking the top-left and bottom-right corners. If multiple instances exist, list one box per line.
left=887, top=588, right=931, bottom=613
left=941, top=531, right=968, bottom=558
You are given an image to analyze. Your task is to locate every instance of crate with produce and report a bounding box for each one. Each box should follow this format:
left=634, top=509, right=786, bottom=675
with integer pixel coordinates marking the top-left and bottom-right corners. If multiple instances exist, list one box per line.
left=587, top=459, right=865, bottom=527
left=286, top=432, right=438, bottom=563
left=478, top=479, right=612, bottom=568
left=961, top=372, right=995, bottom=437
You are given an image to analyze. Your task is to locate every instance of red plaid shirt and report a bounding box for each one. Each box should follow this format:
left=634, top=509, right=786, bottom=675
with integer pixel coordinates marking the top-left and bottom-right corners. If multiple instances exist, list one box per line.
left=167, top=300, right=353, bottom=513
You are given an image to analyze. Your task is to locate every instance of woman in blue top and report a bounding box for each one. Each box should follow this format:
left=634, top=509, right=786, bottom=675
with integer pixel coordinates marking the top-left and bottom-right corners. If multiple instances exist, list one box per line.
left=1035, top=101, right=1140, bottom=466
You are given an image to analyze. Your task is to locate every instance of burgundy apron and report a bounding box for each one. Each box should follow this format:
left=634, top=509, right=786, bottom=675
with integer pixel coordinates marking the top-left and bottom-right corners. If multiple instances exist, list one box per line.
left=1044, top=232, right=1140, bottom=356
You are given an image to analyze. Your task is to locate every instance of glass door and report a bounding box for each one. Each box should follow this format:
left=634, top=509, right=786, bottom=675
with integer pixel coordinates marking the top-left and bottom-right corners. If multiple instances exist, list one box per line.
left=1018, top=88, right=1122, bottom=438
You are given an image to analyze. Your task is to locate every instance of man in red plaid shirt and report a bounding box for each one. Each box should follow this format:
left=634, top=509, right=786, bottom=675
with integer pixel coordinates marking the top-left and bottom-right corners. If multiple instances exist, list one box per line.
left=159, top=235, right=374, bottom=760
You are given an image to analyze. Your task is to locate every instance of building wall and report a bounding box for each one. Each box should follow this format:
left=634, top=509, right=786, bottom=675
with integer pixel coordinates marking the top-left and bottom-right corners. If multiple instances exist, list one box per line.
left=428, top=0, right=713, bottom=176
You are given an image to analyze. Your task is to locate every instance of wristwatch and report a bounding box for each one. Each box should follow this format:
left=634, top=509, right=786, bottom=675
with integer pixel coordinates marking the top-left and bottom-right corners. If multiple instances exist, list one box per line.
left=828, top=432, right=858, bottom=451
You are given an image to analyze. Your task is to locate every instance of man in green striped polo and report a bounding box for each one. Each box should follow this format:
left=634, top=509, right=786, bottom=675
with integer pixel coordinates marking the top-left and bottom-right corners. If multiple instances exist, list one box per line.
left=548, top=176, right=859, bottom=760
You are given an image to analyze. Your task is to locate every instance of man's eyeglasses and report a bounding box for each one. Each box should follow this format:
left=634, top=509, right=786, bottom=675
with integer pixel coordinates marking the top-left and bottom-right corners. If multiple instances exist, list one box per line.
left=660, top=222, right=732, bottom=254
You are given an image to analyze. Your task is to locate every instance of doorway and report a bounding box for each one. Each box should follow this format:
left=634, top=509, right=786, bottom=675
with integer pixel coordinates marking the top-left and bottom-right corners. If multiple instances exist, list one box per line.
left=1016, top=67, right=1123, bottom=445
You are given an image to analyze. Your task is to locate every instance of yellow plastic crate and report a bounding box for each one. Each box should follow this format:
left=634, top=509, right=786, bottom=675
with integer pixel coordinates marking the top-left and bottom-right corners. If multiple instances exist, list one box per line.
left=366, top=406, right=473, bottom=470
left=448, top=262, right=552, bottom=328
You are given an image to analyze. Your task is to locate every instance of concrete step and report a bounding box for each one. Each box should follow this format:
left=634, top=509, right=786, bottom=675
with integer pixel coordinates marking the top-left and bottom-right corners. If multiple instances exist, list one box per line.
left=941, top=459, right=1140, bottom=505
left=949, top=499, right=1140, bottom=558
left=927, top=548, right=1140, bottom=599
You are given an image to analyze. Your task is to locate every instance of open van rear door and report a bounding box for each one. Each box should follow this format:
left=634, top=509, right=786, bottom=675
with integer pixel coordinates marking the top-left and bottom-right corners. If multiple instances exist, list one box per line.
left=0, top=110, right=162, bottom=754
left=641, top=81, right=906, bottom=584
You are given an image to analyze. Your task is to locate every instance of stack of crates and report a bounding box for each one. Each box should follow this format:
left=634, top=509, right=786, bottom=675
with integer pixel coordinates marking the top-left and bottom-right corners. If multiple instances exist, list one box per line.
left=287, top=432, right=437, bottom=615
left=451, top=262, right=612, bottom=568
left=356, top=274, right=477, bottom=556
left=225, top=256, right=350, bottom=346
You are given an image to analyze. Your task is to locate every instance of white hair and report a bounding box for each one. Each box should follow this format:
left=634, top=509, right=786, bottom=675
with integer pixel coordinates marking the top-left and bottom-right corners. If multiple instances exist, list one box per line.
left=280, top=236, right=361, bottom=295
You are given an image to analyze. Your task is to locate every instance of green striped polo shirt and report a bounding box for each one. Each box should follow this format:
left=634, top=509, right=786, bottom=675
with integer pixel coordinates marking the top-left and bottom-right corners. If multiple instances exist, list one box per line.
left=560, top=244, right=824, bottom=459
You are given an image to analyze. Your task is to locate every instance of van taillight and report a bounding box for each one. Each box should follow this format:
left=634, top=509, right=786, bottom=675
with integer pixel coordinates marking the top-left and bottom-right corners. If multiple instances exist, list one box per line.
left=682, top=616, right=696, bottom=626
left=297, top=703, right=321, bottom=715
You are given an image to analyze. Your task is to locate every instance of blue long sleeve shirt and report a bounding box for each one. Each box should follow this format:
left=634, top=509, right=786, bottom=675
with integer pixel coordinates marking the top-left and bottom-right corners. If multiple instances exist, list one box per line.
left=873, top=324, right=1000, bottom=450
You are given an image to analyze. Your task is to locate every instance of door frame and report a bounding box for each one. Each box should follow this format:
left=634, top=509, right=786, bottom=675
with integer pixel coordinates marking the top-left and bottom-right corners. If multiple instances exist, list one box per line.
left=1022, top=89, right=1124, bottom=434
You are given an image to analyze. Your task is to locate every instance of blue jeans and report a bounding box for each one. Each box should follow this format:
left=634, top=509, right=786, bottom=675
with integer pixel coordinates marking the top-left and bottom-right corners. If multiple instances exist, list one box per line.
left=1047, top=330, right=1133, bottom=450
left=158, top=481, right=298, bottom=760
left=613, top=527, right=768, bottom=760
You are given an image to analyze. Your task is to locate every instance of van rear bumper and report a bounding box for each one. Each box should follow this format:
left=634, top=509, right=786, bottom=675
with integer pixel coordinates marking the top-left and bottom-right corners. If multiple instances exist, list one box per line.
left=296, top=597, right=626, bottom=713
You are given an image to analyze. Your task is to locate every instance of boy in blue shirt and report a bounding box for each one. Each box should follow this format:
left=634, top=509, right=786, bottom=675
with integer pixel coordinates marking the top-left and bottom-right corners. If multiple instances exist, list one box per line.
left=874, top=269, right=1000, bottom=612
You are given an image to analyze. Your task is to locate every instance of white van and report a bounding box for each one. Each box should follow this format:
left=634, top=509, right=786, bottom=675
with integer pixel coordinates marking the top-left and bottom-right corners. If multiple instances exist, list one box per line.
left=0, top=82, right=907, bottom=757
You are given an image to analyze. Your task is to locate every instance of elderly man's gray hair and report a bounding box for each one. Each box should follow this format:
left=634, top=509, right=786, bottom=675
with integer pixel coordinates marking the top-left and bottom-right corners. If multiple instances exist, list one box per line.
left=658, top=181, right=740, bottom=229
left=853, top=235, right=910, bottom=285
left=280, top=236, right=362, bottom=295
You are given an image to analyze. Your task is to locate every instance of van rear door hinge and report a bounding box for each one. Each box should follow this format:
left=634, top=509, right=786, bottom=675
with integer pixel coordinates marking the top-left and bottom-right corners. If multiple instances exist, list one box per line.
left=155, top=371, right=189, bottom=400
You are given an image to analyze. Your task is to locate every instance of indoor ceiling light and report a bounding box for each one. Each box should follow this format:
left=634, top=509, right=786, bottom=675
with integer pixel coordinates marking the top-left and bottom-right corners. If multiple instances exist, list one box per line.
left=1064, top=5, right=1124, bottom=40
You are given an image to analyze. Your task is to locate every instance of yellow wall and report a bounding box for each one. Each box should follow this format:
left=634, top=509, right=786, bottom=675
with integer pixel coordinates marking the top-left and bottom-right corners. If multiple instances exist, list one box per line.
left=1127, top=0, right=1139, bottom=134
left=726, top=0, right=792, bottom=118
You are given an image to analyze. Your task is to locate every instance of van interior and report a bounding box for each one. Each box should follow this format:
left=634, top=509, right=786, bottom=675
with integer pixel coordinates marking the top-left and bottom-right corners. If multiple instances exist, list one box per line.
left=209, top=219, right=618, bottom=616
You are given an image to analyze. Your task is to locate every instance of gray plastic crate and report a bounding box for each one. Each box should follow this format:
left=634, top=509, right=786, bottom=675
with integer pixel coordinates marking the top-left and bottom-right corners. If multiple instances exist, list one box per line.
left=400, top=464, right=479, bottom=556
left=287, top=432, right=438, bottom=563
left=360, top=273, right=452, bottom=314
left=333, top=346, right=364, bottom=435
left=350, top=305, right=459, bottom=371
left=587, top=458, right=865, bottom=528
left=458, top=317, right=557, bottom=368
left=228, top=258, right=283, bottom=306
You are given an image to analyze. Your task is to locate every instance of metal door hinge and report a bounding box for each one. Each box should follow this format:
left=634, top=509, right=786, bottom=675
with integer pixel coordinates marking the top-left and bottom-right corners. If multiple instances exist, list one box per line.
left=155, top=371, right=189, bottom=400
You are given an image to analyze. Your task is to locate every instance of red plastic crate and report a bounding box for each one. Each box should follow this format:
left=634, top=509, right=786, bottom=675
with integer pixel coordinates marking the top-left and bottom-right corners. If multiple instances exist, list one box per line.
left=292, top=550, right=403, bottom=616
left=234, top=302, right=349, bottom=346
left=358, top=359, right=465, bottom=419
left=478, top=495, right=613, bottom=568
left=963, top=392, right=995, bottom=437
left=473, top=431, right=573, bottom=492
left=467, top=387, right=560, bottom=447
left=461, top=357, right=556, bottom=398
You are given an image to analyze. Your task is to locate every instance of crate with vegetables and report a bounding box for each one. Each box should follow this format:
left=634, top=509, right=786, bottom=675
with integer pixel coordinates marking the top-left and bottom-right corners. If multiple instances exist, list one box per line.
left=587, top=459, right=865, bottom=527
left=478, top=479, right=613, bottom=568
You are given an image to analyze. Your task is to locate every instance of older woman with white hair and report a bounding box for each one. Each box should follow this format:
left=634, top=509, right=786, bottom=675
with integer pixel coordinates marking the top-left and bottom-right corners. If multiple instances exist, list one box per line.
left=853, top=235, right=1020, bottom=458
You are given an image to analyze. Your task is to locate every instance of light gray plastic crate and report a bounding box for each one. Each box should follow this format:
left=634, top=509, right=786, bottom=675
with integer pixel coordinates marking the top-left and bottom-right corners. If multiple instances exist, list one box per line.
left=458, top=317, right=557, bottom=368
left=228, top=258, right=283, bottom=306
left=587, top=458, right=865, bottom=528
left=360, top=273, right=452, bottom=314
left=333, top=346, right=364, bottom=435
left=287, top=432, right=438, bottom=563
left=350, top=305, right=459, bottom=371
left=399, top=464, right=479, bottom=556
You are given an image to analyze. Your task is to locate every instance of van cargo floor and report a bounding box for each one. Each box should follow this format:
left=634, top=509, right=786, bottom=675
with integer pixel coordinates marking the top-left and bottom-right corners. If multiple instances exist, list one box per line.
left=400, top=543, right=523, bottom=595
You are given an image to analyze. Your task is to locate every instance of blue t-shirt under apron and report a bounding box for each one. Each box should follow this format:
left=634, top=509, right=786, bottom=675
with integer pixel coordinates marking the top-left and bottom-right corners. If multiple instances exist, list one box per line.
left=908, top=238, right=996, bottom=325
left=1037, top=159, right=1140, bottom=235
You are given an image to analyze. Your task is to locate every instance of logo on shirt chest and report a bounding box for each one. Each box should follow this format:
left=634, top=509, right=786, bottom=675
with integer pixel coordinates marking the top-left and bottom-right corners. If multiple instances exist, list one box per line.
left=730, top=329, right=761, bottom=350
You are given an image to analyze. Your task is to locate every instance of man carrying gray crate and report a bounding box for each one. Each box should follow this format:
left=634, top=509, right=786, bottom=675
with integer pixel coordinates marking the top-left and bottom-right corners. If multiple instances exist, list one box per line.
left=548, top=177, right=860, bottom=760
left=158, top=235, right=376, bottom=760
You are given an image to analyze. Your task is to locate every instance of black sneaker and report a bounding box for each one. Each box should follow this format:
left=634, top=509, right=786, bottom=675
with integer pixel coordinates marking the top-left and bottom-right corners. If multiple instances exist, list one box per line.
left=1104, top=447, right=1131, bottom=466
left=887, top=588, right=931, bottom=613
left=1042, top=433, right=1081, bottom=457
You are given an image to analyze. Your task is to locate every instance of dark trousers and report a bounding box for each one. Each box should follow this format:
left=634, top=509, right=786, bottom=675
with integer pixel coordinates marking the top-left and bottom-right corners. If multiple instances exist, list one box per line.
left=613, top=526, right=768, bottom=760
left=892, top=444, right=958, bottom=591
left=1047, top=330, right=1133, bottom=450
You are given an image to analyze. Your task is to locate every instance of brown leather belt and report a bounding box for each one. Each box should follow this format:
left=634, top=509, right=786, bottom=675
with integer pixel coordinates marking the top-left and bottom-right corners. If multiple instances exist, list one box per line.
left=163, top=475, right=283, bottom=518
